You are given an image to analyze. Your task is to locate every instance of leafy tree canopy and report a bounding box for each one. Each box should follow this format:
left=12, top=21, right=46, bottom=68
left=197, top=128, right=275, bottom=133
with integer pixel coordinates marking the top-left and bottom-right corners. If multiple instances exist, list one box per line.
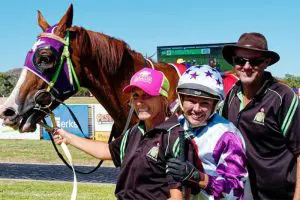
left=282, top=74, right=300, bottom=88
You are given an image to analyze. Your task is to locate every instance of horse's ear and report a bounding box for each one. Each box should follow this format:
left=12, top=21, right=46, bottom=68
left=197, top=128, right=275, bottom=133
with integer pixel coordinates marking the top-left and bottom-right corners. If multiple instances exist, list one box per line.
left=57, top=4, right=73, bottom=33
left=37, top=10, right=50, bottom=31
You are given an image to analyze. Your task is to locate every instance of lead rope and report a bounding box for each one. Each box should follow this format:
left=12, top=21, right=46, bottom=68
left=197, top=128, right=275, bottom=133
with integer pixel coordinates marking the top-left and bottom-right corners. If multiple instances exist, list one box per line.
left=41, top=31, right=78, bottom=200
left=179, top=131, right=186, bottom=200
left=40, top=113, right=77, bottom=200
left=41, top=31, right=103, bottom=173
left=121, top=104, right=135, bottom=135
left=145, top=58, right=155, bottom=69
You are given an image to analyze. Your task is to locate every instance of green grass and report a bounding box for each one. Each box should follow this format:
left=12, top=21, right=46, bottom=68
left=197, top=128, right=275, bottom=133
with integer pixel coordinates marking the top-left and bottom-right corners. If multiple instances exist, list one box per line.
left=0, top=180, right=116, bottom=200
left=0, top=140, right=114, bottom=167
left=64, top=97, right=99, bottom=104
left=0, top=97, right=118, bottom=199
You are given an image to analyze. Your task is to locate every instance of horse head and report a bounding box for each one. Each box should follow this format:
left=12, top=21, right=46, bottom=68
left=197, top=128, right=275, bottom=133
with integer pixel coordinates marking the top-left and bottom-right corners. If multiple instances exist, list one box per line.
left=0, top=5, right=78, bottom=132
left=0, top=4, right=180, bottom=137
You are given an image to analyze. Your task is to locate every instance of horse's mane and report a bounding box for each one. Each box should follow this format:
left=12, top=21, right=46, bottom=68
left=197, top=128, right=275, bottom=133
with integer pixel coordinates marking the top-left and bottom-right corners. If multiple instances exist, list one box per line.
left=71, top=26, right=133, bottom=74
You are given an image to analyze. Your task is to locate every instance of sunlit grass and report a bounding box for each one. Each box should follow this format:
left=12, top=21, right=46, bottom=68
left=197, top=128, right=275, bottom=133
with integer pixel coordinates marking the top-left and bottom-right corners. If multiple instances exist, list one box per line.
left=64, top=97, right=99, bottom=104
left=0, top=96, right=114, bottom=166
left=0, top=179, right=116, bottom=200
left=0, top=139, right=114, bottom=167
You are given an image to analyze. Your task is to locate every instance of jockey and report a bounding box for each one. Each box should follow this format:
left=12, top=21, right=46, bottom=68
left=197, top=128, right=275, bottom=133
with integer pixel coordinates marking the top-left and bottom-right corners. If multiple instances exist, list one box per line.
left=167, top=65, right=248, bottom=199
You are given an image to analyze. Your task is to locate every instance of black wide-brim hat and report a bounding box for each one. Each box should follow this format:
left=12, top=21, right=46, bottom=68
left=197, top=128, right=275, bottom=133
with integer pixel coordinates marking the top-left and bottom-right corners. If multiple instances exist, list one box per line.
left=222, top=32, right=280, bottom=66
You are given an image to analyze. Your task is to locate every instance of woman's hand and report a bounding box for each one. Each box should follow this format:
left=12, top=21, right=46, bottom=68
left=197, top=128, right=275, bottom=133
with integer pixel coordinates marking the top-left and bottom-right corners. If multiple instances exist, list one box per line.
left=52, top=128, right=72, bottom=145
left=51, top=128, right=112, bottom=160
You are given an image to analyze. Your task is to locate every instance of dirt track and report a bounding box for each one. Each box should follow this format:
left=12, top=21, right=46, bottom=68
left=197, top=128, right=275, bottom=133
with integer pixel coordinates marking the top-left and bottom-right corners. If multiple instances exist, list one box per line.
left=0, top=163, right=119, bottom=183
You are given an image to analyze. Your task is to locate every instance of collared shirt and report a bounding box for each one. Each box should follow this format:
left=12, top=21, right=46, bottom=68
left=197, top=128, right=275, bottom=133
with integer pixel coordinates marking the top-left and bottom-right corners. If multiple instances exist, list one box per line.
left=222, top=72, right=300, bottom=200
left=109, top=116, right=184, bottom=200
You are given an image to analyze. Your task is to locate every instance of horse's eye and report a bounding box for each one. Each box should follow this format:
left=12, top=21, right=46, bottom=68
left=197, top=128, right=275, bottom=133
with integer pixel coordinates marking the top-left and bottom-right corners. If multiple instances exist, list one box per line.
left=33, top=46, right=59, bottom=73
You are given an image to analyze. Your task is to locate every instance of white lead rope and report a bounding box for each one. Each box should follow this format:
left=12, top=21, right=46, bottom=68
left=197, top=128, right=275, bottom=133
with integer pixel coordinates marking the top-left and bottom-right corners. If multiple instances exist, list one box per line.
left=40, top=114, right=78, bottom=200
left=61, top=142, right=77, bottom=200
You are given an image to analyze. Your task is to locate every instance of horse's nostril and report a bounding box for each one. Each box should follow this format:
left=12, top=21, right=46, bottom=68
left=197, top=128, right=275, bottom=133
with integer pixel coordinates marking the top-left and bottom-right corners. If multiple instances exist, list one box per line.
left=3, top=107, right=17, bottom=117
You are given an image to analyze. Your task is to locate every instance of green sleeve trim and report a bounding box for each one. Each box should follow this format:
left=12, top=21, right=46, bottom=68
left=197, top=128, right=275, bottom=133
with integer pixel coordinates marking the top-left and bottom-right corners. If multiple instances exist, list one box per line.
left=166, top=124, right=180, bottom=157
left=172, top=138, right=180, bottom=158
left=167, top=124, right=180, bottom=132
left=138, top=126, right=145, bottom=135
left=237, top=91, right=245, bottom=111
left=120, top=129, right=130, bottom=164
left=281, top=94, right=299, bottom=137
left=172, top=131, right=192, bottom=158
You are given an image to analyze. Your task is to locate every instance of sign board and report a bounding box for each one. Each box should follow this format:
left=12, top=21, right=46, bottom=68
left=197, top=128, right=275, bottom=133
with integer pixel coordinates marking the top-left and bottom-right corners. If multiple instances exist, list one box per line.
left=0, top=119, right=40, bottom=140
left=160, top=48, right=211, bottom=56
left=42, top=105, right=89, bottom=140
left=93, top=104, right=114, bottom=142
left=94, top=131, right=111, bottom=142
left=157, top=43, right=235, bottom=72
left=94, top=104, right=114, bottom=132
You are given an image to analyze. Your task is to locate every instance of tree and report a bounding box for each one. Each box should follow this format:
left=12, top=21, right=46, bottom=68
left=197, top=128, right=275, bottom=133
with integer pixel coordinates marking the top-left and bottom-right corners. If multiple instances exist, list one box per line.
left=0, top=72, right=17, bottom=97
left=1, top=70, right=92, bottom=97
left=282, top=74, right=300, bottom=88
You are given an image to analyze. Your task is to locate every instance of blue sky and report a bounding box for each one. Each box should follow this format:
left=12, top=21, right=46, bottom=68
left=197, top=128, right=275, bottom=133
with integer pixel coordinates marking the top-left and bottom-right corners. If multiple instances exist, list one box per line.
left=0, top=0, right=299, bottom=78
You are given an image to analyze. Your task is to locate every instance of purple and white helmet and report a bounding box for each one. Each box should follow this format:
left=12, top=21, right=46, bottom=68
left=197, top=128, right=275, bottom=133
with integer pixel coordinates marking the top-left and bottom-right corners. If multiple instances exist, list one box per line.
left=177, top=65, right=224, bottom=101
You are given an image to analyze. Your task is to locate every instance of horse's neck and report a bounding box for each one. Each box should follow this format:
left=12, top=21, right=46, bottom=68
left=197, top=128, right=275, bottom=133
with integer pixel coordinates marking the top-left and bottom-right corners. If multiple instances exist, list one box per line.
left=71, top=28, right=179, bottom=134
left=73, top=29, right=145, bottom=131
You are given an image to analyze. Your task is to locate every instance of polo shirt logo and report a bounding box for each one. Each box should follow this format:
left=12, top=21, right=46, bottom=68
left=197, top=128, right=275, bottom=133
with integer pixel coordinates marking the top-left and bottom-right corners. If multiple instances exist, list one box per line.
left=146, top=143, right=160, bottom=161
left=253, top=108, right=265, bottom=125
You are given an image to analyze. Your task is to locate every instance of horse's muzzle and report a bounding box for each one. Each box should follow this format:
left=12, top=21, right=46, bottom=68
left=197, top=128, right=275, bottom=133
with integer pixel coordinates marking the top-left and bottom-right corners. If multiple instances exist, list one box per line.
left=0, top=106, right=20, bottom=129
left=0, top=106, right=17, bottom=120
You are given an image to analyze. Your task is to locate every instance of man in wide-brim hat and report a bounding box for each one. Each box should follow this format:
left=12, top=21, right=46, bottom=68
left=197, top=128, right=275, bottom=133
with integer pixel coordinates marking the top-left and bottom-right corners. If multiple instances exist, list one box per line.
left=221, top=32, right=300, bottom=200
left=222, top=32, right=279, bottom=66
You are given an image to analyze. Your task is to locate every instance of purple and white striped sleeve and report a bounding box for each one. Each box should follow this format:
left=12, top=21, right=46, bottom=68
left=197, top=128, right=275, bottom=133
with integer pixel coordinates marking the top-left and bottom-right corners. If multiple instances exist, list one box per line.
left=204, top=132, right=247, bottom=199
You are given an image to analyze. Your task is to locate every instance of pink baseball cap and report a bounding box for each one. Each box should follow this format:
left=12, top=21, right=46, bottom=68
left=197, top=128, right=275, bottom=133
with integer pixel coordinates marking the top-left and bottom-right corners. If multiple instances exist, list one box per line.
left=123, top=68, right=170, bottom=98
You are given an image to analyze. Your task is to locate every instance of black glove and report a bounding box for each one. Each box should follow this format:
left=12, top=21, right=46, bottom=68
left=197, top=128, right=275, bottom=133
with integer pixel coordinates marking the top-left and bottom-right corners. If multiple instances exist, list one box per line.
left=166, top=158, right=204, bottom=186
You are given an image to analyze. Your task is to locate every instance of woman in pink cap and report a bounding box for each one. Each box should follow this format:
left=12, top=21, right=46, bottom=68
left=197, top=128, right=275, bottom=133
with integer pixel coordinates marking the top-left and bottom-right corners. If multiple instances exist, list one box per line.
left=53, top=68, right=198, bottom=200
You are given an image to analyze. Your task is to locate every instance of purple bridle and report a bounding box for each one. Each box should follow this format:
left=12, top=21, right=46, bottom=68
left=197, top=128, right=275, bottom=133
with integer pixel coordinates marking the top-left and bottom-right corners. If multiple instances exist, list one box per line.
left=24, top=25, right=80, bottom=100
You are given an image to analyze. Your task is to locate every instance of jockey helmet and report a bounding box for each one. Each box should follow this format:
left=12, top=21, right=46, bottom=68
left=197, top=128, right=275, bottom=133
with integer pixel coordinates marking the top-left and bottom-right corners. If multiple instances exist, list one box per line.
left=177, top=65, right=224, bottom=101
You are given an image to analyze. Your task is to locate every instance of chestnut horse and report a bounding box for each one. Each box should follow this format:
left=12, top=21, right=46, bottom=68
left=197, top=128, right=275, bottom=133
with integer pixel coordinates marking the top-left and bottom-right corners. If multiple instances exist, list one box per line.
left=0, top=4, right=238, bottom=140
left=0, top=4, right=180, bottom=139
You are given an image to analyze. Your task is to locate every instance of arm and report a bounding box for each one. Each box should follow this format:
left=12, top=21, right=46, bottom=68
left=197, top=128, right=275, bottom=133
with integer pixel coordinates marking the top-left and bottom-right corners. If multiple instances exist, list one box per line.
left=167, top=132, right=247, bottom=199
left=293, top=155, right=300, bottom=200
left=202, top=132, right=247, bottom=199
left=280, top=92, right=300, bottom=200
left=53, top=128, right=112, bottom=160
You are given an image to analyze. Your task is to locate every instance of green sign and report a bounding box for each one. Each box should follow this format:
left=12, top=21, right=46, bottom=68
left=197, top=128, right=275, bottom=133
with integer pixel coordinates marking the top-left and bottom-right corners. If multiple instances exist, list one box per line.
left=157, top=43, right=236, bottom=72
left=160, top=48, right=210, bottom=56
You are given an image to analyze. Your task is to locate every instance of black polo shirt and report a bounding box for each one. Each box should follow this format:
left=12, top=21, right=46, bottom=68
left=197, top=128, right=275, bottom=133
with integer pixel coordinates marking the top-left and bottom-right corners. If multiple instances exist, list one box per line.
left=222, top=72, right=300, bottom=200
left=109, top=116, right=185, bottom=200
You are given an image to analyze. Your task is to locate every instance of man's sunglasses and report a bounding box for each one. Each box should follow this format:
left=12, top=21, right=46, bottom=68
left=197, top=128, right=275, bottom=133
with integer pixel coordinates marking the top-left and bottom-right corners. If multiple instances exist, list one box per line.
left=233, top=56, right=266, bottom=66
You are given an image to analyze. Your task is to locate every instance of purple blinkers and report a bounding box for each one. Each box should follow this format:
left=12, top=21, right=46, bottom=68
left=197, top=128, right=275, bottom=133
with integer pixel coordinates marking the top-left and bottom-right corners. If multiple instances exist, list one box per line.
left=24, top=25, right=78, bottom=98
